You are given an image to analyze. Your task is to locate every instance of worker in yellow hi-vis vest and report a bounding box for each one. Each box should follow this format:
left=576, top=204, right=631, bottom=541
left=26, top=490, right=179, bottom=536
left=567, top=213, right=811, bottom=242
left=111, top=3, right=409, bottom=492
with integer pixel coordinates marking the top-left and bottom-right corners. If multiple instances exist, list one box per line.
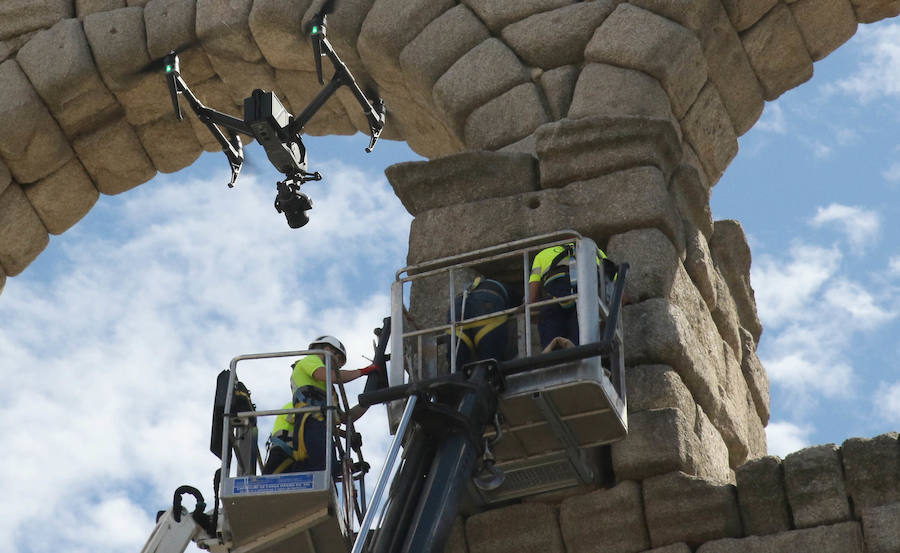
left=529, top=243, right=611, bottom=350
left=263, top=335, right=380, bottom=475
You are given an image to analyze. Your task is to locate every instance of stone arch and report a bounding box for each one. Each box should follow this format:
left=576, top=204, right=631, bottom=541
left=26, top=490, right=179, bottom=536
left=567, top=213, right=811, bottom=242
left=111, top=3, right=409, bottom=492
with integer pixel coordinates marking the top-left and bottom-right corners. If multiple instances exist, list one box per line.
left=0, top=0, right=896, bottom=284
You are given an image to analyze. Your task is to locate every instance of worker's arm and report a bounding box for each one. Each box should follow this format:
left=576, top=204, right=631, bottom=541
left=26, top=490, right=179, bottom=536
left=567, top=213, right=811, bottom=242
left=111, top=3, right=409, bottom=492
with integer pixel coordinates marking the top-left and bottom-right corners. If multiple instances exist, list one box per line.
left=528, top=281, right=541, bottom=304
left=312, top=364, right=380, bottom=384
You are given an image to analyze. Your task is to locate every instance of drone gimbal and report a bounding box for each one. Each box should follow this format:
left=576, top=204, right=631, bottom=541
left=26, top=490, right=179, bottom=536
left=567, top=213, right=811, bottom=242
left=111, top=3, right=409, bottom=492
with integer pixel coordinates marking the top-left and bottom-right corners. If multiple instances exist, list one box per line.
left=162, top=10, right=386, bottom=228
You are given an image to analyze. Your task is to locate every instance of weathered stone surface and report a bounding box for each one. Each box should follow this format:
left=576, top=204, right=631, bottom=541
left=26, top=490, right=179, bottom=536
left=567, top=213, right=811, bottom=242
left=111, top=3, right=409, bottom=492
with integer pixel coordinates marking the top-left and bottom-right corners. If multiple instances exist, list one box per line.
left=196, top=0, right=260, bottom=61
left=851, top=0, right=900, bottom=22
left=535, top=116, right=682, bottom=189
left=784, top=444, right=852, bottom=528
left=559, top=481, right=650, bottom=553
left=641, top=545, right=691, bottom=553
left=727, top=344, right=766, bottom=461
left=694, top=405, right=734, bottom=484
left=358, top=0, right=454, bottom=86
left=624, top=294, right=752, bottom=468
left=465, top=83, right=551, bottom=151
left=467, top=503, right=565, bottom=553
left=695, top=3, right=765, bottom=135
left=842, top=433, right=900, bottom=516
left=0, top=159, right=10, bottom=197
left=274, top=70, right=355, bottom=136
left=680, top=83, right=737, bottom=185
left=83, top=7, right=152, bottom=91
left=23, top=158, right=98, bottom=235
left=248, top=0, right=313, bottom=71
left=741, top=3, right=813, bottom=100
left=145, top=0, right=205, bottom=67
left=0, top=60, right=74, bottom=184
left=383, top=87, right=463, bottom=158
left=789, top=0, right=857, bottom=61
left=861, top=502, right=900, bottom=553
left=399, top=4, right=489, bottom=102
left=17, top=19, right=121, bottom=138
left=502, top=2, right=616, bottom=69
left=0, top=265, right=5, bottom=295
left=461, top=0, right=575, bottom=32
left=709, top=220, right=763, bottom=343
left=612, top=408, right=699, bottom=482
left=0, top=0, right=74, bottom=40
left=0, top=182, right=49, bottom=276
left=643, top=471, right=742, bottom=548
left=683, top=225, right=716, bottom=311
left=77, top=0, right=126, bottom=17
left=433, top=38, right=530, bottom=133
left=569, top=64, right=675, bottom=126
left=586, top=4, right=707, bottom=119
left=735, top=456, right=792, bottom=535
left=669, top=163, right=713, bottom=238
left=626, top=365, right=697, bottom=427
left=720, top=0, right=777, bottom=31
left=607, top=228, right=681, bottom=304
left=710, top=273, right=742, bottom=363
left=739, top=328, right=769, bottom=425
left=697, top=522, right=864, bottom=553
left=113, top=72, right=176, bottom=126
left=540, top=65, right=579, bottom=121
left=72, top=117, right=156, bottom=194
left=386, top=151, right=538, bottom=216
left=135, top=117, right=203, bottom=174
left=409, top=166, right=682, bottom=264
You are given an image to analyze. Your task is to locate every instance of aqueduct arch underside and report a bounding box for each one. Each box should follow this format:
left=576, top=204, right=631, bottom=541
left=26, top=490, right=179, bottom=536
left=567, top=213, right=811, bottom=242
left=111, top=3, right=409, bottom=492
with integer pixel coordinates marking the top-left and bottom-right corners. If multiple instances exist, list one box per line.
left=3, top=0, right=900, bottom=551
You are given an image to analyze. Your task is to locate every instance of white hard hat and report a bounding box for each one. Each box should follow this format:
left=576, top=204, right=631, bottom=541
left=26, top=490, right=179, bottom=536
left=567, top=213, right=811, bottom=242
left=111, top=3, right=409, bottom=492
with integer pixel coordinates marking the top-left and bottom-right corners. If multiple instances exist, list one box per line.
left=310, top=335, right=347, bottom=358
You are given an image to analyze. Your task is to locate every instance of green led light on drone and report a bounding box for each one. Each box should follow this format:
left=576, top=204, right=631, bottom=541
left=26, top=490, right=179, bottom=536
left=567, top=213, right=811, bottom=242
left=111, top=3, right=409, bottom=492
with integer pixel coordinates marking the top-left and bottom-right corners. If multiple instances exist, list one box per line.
left=311, top=25, right=319, bottom=34
left=165, top=64, right=174, bottom=73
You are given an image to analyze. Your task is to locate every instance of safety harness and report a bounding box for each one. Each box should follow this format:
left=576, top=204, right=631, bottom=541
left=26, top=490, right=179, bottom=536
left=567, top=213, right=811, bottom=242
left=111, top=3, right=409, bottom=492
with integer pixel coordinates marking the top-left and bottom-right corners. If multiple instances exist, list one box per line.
left=451, top=277, right=510, bottom=361
left=269, top=383, right=328, bottom=474
left=542, top=244, right=578, bottom=308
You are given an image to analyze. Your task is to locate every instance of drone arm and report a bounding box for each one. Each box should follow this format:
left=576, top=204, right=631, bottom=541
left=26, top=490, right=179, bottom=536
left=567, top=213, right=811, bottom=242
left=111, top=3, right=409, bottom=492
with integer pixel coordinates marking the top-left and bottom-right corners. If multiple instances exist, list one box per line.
left=171, top=75, right=247, bottom=188
left=292, top=34, right=386, bottom=151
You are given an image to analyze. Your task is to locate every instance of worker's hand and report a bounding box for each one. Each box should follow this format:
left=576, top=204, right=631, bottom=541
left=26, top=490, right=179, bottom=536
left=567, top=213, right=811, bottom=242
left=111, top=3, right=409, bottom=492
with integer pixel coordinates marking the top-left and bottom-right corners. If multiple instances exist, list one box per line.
left=358, top=364, right=380, bottom=376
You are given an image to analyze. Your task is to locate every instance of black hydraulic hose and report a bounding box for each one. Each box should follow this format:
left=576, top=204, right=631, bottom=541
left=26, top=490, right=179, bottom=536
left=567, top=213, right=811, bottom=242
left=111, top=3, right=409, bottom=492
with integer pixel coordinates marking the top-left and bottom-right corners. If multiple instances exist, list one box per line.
left=172, top=486, right=205, bottom=523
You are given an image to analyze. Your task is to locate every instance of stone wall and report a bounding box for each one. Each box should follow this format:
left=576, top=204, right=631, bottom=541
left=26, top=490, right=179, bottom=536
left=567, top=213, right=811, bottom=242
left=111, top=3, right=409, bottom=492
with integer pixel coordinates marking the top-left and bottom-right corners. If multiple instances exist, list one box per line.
left=439, top=433, right=900, bottom=553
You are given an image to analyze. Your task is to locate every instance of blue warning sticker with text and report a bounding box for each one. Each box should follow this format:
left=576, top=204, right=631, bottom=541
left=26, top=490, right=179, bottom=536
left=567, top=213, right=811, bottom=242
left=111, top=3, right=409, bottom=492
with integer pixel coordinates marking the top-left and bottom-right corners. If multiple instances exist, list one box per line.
left=232, top=473, right=315, bottom=495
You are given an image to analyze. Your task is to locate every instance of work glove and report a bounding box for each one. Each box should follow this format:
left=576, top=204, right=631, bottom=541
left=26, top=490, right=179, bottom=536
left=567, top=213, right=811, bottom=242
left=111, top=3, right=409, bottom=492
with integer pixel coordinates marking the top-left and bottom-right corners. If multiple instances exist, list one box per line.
left=359, top=364, right=381, bottom=375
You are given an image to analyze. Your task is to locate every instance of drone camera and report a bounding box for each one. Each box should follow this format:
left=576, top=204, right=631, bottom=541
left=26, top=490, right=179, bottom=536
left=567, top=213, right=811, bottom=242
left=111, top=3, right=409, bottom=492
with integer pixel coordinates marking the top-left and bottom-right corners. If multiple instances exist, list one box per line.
left=274, top=181, right=313, bottom=228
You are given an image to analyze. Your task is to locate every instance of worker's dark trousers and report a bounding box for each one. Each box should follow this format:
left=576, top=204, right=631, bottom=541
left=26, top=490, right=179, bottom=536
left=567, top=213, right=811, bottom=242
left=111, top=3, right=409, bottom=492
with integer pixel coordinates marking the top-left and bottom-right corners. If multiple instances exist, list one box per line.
left=452, top=289, right=508, bottom=366
left=538, top=304, right=579, bottom=349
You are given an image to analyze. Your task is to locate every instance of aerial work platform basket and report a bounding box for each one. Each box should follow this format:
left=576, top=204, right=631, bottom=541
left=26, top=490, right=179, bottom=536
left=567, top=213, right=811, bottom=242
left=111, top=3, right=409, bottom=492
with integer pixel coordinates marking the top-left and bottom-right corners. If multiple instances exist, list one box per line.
left=214, top=350, right=367, bottom=553
left=388, top=231, right=628, bottom=505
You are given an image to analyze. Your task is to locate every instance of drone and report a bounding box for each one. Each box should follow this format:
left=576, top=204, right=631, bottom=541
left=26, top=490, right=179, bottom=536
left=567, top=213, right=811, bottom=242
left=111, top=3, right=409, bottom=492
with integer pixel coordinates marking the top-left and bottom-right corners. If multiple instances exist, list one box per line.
left=162, top=3, right=385, bottom=228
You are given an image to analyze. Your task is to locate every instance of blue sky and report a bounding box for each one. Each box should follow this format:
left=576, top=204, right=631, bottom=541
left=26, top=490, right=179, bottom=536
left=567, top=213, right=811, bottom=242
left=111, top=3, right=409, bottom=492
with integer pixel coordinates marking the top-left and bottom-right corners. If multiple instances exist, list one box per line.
left=1, top=18, right=899, bottom=553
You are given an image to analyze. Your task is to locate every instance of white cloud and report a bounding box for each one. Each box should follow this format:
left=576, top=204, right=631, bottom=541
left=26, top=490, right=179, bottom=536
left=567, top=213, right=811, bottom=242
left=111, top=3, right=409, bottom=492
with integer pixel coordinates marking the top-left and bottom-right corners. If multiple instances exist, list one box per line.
left=833, top=23, right=900, bottom=103
left=809, top=203, right=881, bottom=250
left=751, top=242, right=841, bottom=327
left=883, top=162, right=900, bottom=183
left=0, top=159, right=411, bottom=553
left=889, top=256, right=900, bottom=275
left=812, top=141, right=833, bottom=159
left=754, top=102, right=787, bottom=134
left=873, top=381, right=900, bottom=424
left=823, top=279, right=896, bottom=330
left=766, top=421, right=814, bottom=458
